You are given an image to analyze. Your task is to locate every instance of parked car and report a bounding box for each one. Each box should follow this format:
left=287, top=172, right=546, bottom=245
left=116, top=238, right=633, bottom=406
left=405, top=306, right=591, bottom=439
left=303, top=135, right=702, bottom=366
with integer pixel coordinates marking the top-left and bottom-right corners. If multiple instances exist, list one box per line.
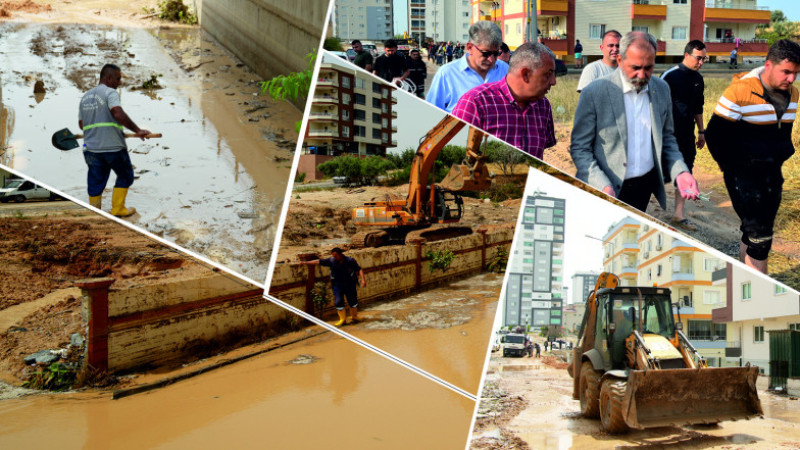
left=361, top=42, right=378, bottom=57
left=345, top=48, right=357, bottom=62
left=0, top=179, right=62, bottom=203
left=329, top=51, right=348, bottom=61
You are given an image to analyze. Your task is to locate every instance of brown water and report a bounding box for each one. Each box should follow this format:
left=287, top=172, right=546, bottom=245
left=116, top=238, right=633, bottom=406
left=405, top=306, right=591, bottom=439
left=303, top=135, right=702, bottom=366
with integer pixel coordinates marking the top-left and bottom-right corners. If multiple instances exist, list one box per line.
left=0, top=333, right=475, bottom=449
left=0, top=23, right=297, bottom=281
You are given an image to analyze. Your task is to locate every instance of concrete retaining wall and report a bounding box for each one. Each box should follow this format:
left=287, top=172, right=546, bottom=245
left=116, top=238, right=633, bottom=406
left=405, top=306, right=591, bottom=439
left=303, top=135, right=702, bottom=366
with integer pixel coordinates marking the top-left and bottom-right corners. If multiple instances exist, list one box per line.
left=269, top=226, right=514, bottom=316
left=78, top=274, right=279, bottom=373
left=200, top=0, right=328, bottom=78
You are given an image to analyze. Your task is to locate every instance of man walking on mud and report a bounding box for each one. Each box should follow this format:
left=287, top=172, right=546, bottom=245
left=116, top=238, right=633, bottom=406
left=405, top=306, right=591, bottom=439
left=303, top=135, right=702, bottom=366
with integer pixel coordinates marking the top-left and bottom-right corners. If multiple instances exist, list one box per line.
left=306, top=247, right=367, bottom=327
left=706, top=39, right=800, bottom=273
left=79, top=63, right=150, bottom=217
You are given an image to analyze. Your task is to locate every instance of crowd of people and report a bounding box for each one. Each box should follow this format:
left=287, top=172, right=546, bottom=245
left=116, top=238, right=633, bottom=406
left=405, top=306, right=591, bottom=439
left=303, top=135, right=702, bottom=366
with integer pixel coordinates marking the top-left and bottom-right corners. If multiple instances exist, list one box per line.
left=343, top=20, right=800, bottom=275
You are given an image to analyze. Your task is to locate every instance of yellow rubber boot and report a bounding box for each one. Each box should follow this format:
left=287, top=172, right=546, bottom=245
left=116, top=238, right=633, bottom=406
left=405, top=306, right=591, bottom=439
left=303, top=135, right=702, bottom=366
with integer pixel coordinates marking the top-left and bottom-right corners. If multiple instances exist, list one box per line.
left=349, top=307, right=359, bottom=323
left=334, top=309, right=347, bottom=327
left=110, top=187, right=137, bottom=217
left=89, top=195, right=102, bottom=209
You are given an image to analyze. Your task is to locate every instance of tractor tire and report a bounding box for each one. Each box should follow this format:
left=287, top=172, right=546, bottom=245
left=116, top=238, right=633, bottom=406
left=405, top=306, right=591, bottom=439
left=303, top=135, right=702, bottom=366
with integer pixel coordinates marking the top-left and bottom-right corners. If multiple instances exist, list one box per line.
left=599, top=378, right=629, bottom=434
left=579, top=361, right=601, bottom=419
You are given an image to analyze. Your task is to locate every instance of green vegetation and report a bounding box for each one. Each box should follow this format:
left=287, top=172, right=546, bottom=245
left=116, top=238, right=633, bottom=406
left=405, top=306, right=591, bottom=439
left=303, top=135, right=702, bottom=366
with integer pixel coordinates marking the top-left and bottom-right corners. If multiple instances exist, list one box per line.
left=140, top=73, right=163, bottom=90
left=756, top=10, right=800, bottom=45
left=260, top=50, right=316, bottom=131
left=310, top=281, right=332, bottom=317
left=295, top=171, right=307, bottom=183
left=426, top=249, right=455, bottom=273
left=486, top=247, right=509, bottom=273
left=323, top=38, right=344, bottom=52
left=318, top=155, right=395, bottom=186
left=23, top=363, right=76, bottom=391
left=150, top=0, right=198, bottom=25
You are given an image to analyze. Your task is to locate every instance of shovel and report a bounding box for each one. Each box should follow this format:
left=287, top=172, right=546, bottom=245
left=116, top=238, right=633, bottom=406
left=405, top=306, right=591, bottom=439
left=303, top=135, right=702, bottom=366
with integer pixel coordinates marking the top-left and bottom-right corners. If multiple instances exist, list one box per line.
left=52, top=128, right=163, bottom=151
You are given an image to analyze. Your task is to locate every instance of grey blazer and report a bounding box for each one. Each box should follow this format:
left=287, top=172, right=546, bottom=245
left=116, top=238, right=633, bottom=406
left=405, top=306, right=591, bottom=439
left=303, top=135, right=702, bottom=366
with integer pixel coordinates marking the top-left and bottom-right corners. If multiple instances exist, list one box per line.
left=569, top=70, right=689, bottom=209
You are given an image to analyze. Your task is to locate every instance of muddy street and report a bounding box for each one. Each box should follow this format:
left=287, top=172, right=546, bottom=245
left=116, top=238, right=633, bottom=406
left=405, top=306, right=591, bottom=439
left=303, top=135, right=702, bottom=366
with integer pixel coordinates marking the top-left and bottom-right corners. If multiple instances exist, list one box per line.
left=0, top=331, right=475, bottom=449
left=472, top=352, right=800, bottom=449
left=0, top=22, right=299, bottom=282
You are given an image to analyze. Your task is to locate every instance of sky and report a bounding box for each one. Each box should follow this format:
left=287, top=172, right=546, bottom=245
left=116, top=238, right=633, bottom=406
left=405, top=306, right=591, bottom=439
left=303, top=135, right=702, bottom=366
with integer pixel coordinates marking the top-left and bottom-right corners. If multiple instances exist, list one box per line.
left=393, top=0, right=407, bottom=36
left=768, top=0, right=800, bottom=22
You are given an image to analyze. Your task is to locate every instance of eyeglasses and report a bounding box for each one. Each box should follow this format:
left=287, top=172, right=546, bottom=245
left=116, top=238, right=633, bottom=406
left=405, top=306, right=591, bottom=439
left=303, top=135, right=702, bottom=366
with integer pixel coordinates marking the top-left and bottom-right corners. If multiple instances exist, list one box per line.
left=473, top=47, right=501, bottom=58
left=691, top=55, right=709, bottom=62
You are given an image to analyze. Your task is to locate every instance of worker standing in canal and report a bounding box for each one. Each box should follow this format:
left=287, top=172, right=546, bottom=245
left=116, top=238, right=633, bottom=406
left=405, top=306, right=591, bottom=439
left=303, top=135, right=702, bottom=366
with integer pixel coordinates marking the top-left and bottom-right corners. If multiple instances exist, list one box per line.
left=306, top=247, right=367, bottom=327
left=79, top=63, right=150, bottom=217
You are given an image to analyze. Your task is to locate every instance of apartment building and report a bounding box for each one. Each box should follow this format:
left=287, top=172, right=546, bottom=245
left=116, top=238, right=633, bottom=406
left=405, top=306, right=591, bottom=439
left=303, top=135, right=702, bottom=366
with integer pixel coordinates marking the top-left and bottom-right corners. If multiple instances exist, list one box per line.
left=601, top=217, right=641, bottom=286
left=471, top=0, right=769, bottom=61
left=300, top=62, right=398, bottom=180
left=563, top=302, right=586, bottom=334
left=335, top=0, right=394, bottom=41
left=504, top=193, right=566, bottom=328
left=409, top=0, right=472, bottom=44
left=712, top=264, right=800, bottom=380
left=637, top=227, right=727, bottom=364
left=570, top=271, right=600, bottom=305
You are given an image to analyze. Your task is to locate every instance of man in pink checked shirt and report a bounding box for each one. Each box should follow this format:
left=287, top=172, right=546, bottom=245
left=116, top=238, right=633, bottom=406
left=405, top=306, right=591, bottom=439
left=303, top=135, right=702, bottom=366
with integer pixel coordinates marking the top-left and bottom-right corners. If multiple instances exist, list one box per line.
left=451, top=42, right=557, bottom=159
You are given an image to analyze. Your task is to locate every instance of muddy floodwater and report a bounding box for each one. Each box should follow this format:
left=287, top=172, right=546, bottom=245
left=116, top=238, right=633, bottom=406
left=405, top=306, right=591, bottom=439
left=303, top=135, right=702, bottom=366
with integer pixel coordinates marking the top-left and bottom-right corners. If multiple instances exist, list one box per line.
left=344, top=272, right=501, bottom=394
left=0, top=332, right=474, bottom=449
left=0, top=23, right=299, bottom=282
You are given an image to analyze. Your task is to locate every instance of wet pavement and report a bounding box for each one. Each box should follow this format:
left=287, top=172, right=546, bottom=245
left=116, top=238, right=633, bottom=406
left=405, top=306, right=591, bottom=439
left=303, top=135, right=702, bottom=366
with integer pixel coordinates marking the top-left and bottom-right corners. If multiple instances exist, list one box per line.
left=341, top=272, right=501, bottom=395
left=0, top=23, right=298, bottom=282
left=473, top=353, right=800, bottom=449
left=0, top=332, right=475, bottom=449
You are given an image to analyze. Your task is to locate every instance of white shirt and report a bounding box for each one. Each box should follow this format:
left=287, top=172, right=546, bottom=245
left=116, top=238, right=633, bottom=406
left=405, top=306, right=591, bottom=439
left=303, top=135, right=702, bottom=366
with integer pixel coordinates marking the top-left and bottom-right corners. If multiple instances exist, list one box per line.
left=620, top=70, right=654, bottom=179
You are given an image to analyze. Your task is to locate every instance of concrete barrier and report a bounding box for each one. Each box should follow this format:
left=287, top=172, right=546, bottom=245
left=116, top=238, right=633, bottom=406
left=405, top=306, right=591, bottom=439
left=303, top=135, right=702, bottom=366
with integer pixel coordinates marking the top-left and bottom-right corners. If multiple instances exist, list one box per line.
left=269, top=226, right=514, bottom=317
left=200, top=0, right=328, bottom=78
left=77, top=274, right=281, bottom=373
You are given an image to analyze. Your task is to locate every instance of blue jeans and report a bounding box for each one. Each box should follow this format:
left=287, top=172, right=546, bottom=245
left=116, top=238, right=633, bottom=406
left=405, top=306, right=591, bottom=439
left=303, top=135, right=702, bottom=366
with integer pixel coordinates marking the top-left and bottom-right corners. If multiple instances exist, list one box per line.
left=83, top=149, right=134, bottom=196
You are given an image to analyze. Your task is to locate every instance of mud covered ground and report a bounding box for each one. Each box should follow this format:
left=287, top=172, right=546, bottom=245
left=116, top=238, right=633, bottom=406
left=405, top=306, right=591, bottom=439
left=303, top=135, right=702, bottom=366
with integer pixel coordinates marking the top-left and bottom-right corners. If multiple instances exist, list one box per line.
left=0, top=2, right=299, bottom=282
left=471, top=350, right=800, bottom=449
left=0, top=201, right=217, bottom=386
left=275, top=184, right=521, bottom=263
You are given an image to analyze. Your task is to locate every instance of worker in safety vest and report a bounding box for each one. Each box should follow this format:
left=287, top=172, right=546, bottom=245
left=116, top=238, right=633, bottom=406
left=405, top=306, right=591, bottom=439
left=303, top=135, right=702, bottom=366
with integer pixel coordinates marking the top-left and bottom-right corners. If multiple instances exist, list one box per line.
left=78, top=63, right=151, bottom=216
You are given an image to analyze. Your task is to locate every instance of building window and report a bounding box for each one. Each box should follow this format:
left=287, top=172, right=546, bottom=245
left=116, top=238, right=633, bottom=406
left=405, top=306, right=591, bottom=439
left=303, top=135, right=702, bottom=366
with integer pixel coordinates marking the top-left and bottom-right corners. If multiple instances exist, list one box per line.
left=341, top=109, right=350, bottom=120
left=381, top=104, right=388, bottom=113
left=355, top=78, right=365, bottom=89
left=703, top=290, right=720, bottom=305
left=354, top=109, right=366, bottom=121
left=372, top=98, right=381, bottom=108
left=342, top=76, right=351, bottom=88
left=703, top=258, right=721, bottom=271
left=789, top=323, right=800, bottom=330
left=754, top=325, right=764, bottom=343
left=672, top=26, right=687, bottom=40
left=742, top=282, right=752, bottom=300
left=776, top=285, right=788, bottom=295
left=673, top=0, right=687, bottom=4
left=382, top=132, right=388, bottom=143
left=372, top=112, right=381, bottom=124
left=382, top=118, right=388, bottom=127
left=657, top=264, right=662, bottom=276
left=382, top=88, right=389, bottom=96
left=632, top=26, right=649, bottom=34
left=589, top=24, right=606, bottom=40
left=372, top=128, right=381, bottom=139
left=372, top=82, right=382, bottom=93
left=342, top=93, right=351, bottom=105
left=342, top=126, right=350, bottom=138
left=516, top=23, right=521, bottom=34
left=354, top=93, right=366, bottom=105
left=354, top=125, right=366, bottom=137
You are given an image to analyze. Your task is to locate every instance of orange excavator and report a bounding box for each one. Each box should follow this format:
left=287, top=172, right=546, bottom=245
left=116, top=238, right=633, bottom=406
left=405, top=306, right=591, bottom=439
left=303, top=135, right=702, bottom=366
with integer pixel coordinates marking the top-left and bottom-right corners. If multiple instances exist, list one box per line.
left=351, top=116, right=492, bottom=248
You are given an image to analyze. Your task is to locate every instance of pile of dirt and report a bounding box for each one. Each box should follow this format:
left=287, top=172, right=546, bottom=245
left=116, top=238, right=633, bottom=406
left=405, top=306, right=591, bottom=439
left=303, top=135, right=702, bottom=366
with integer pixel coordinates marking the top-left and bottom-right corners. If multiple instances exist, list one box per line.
left=541, top=355, right=569, bottom=370
left=472, top=380, right=530, bottom=449
left=0, top=0, right=51, bottom=17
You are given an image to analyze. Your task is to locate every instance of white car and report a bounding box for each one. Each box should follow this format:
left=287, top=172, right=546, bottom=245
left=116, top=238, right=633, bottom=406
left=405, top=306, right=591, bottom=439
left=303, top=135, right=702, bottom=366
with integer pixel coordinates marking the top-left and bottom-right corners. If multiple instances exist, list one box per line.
left=0, top=179, right=61, bottom=203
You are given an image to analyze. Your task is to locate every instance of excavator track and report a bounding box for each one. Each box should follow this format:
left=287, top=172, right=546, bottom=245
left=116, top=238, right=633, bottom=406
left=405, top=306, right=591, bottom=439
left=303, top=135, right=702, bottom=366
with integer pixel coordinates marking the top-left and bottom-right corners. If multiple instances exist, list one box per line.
left=351, top=230, right=389, bottom=248
left=405, top=225, right=473, bottom=244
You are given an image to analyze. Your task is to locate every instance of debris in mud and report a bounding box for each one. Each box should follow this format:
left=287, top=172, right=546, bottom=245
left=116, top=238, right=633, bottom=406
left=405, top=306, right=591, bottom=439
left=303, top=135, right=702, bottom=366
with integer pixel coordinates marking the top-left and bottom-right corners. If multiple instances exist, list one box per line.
left=289, top=354, right=319, bottom=365
left=0, top=0, right=52, bottom=17
left=33, top=79, right=45, bottom=93
left=133, top=73, right=163, bottom=90
left=471, top=381, right=530, bottom=450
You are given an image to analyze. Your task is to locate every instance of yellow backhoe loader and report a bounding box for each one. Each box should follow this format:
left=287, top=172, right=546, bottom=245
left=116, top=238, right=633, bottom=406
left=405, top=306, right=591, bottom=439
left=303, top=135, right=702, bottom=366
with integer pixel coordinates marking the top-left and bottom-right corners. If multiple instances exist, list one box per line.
left=567, top=272, right=762, bottom=433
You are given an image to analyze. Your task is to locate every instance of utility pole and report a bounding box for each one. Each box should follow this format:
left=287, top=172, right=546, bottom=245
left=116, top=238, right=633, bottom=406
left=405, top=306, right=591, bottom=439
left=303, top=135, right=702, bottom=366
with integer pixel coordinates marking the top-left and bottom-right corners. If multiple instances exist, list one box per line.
left=526, top=0, right=538, bottom=43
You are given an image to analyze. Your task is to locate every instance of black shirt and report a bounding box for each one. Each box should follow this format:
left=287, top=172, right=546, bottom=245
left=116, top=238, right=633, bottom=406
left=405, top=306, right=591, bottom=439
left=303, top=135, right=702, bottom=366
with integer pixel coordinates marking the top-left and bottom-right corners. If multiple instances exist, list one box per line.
left=373, top=53, right=408, bottom=83
left=406, top=58, right=427, bottom=85
left=661, top=63, right=705, bottom=138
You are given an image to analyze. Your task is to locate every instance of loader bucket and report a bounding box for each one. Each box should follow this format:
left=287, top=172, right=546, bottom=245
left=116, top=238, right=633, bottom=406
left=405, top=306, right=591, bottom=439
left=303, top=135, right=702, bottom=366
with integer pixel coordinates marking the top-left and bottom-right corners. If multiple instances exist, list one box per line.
left=439, top=164, right=491, bottom=192
left=622, top=366, right=763, bottom=429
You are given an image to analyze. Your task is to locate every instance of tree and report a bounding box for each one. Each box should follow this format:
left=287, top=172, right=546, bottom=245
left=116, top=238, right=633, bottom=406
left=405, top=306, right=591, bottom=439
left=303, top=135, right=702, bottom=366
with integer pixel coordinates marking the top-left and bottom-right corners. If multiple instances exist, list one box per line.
left=772, top=10, right=788, bottom=24
left=484, top=142, right=531, bottom=177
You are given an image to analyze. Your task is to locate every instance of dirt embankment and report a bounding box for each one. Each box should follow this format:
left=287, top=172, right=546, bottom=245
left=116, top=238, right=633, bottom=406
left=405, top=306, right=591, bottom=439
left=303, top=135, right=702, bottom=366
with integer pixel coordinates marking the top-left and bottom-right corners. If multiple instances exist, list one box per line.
left=0, top=206, right=209, bottom=386
left=276, top=185, right=521, bottom=262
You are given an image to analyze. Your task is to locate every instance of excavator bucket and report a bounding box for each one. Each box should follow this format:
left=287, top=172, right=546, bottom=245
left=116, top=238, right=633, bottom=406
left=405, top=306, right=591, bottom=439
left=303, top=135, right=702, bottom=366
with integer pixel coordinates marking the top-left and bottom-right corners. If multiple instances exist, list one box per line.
left=621, top=366, right=763, bottom=429
left=439, top=164, right=491, bottom=192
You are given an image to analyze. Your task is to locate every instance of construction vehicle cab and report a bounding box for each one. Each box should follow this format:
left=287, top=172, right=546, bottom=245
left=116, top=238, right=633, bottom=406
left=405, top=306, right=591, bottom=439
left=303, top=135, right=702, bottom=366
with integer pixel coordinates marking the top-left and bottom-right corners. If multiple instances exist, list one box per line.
left=570, top=273, right=763, bottom=433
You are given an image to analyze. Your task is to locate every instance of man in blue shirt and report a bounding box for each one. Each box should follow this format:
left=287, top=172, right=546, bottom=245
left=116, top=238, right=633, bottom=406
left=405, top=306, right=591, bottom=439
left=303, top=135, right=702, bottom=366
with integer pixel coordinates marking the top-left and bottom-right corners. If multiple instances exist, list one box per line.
left=426, top=20, right=509, bottom=113
left=307, top=247, right=366, bottom=327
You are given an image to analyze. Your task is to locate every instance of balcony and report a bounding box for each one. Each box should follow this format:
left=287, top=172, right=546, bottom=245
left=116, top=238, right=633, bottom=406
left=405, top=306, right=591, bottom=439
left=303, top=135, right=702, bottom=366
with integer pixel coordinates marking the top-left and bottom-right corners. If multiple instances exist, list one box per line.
left=656, top=39, right=666, bottom=54
left=316, top=77, right=338, bottom=87
left=670, top=271, right=696, bottom=282
left=542, top=37, right=569, bottom=54
left=538, top=0, right=568, bottom=16
left=391, top=124, right=397, bottom=132
left=308, top=113, right=337, bottom=122
left=312, top=95, right=338, bottom=104
left=725, top=341, right=742, bottom=358
left=631, top=0, right=666, bottom=20
left=705, top=39, right=769, bottom=56
left=704, top=2, right=770, bottom=24
left=307, top=129, right=338, bottom=138
left=391, top=110, right=398, bottom=118
left=390, top=140, right=398, bottom=147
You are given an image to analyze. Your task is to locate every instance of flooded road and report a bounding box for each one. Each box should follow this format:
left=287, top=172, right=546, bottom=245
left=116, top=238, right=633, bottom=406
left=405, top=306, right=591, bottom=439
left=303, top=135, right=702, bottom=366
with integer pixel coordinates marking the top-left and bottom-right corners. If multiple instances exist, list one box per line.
left=0, top=23, right=299, bottom=282
left=0, top=332, right=474, bottom=449
left=343, top=272, right=501, bottom=395
left=473, top=353, right=800, bottom=449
